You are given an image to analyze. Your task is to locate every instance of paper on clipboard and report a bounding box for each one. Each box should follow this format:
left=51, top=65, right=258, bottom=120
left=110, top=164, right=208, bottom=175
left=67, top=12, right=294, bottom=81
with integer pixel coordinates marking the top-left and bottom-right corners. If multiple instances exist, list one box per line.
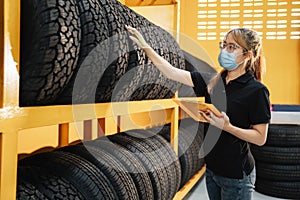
left=173, top=99, right=223, bottom=122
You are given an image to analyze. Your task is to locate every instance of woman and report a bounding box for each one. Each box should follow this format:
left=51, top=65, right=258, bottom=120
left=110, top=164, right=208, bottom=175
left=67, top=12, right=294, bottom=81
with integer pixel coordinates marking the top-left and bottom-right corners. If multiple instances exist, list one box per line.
left=125, top=25, right=271, bottom=200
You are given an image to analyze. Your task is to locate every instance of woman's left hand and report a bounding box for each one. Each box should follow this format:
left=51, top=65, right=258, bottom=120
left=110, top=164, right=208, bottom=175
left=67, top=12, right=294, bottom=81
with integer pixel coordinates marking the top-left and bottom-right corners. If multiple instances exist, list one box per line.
left=199, top=110, right=230, bottom=130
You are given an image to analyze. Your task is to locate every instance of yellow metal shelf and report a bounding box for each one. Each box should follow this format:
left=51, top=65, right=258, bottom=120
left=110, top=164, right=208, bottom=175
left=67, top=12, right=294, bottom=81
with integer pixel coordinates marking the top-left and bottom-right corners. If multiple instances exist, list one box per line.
left=0, top=0, right=204, bottom=199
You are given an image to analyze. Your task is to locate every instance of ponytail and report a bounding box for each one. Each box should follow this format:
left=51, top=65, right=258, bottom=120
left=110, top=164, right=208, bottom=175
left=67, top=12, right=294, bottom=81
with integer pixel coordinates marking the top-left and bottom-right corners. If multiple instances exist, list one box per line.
left=253, top=47, right=266, bottom=82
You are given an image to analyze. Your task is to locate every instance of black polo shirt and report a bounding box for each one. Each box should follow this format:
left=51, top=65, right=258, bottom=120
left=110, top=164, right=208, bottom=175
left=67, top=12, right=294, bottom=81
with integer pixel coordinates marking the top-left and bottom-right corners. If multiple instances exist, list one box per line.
left=191, top=71, right=271, bottom=179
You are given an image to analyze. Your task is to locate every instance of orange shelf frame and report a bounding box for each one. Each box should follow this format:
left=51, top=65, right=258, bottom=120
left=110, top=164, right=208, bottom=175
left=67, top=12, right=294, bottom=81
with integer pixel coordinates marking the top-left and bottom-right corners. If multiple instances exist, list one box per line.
left=0, top=0, right=205, bottom=199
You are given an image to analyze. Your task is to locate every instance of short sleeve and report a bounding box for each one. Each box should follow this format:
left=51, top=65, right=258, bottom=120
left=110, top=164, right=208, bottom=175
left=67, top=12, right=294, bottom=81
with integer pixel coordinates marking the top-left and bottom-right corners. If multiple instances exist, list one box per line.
left=191, top=71, right=213, bottom=97
left=249, top=86, right=271, bottom=125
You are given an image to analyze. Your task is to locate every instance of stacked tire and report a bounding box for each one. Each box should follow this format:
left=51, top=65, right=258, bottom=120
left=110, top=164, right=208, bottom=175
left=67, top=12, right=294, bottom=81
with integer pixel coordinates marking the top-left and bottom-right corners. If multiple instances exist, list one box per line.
left=251, top=124, right=300, bottom=199
left=157, top=118, right=205, bottom=188
left=17, top=128, right=185, bottom=200
left=20, top=0, right=187, bottom=106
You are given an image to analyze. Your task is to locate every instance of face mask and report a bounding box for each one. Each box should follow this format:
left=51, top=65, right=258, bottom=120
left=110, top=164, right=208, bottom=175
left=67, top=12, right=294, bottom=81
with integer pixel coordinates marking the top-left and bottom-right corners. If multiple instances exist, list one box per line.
left=218, top=50, right=244, bottom=71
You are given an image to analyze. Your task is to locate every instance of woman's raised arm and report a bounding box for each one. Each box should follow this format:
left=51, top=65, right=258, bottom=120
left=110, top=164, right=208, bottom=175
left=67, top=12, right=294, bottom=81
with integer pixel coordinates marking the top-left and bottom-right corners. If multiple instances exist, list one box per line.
left=125, top=25, right=194, bottom=87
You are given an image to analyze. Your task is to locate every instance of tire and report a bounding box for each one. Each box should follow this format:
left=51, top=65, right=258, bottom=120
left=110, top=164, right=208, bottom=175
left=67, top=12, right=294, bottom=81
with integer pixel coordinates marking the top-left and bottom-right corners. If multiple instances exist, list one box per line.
left=86, top=138, right=154, bottom=200
left=255, top=178, right=300, bottom=199
left=180, top=124, right=205, bottom=175
left=256, top=162, right=300, bottom=181
left=17, top=165, right=84, bottom=200
left=158, top=121, right=204, bottom=188
left=251, top=145, right=300, bottom=164
left=55, top=0, right=110, bottom=104
left=109, top=1, right=186, bottom=101
left=161, top=29, right=186, bottom=99
left=17, top=182, right=48, bottom=200
left=265, top=124, right=300, bottom=147
left=20, top=0, right=81, bottom=106
left=126, top=129, right=182, bottom=199
left=107, top=133, right=168, bottom=200
left=94, top=0, right=130, bottom=103
left=19, top=151, right=117, bottom=200
left=58, top=143, right=139, bottom=200
left=127, top=25, right=166, bottom=101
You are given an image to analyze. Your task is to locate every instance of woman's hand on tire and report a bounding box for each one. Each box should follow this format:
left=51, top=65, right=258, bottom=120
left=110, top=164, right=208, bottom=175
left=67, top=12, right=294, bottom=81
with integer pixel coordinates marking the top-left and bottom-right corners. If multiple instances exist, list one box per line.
left=125, top=25, right=150, bottom=49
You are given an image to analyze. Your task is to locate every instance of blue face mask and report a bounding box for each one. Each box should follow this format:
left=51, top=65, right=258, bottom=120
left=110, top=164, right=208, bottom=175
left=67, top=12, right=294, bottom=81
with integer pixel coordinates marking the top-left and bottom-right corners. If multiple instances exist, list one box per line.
left=218, top=50, right=244, bottom=71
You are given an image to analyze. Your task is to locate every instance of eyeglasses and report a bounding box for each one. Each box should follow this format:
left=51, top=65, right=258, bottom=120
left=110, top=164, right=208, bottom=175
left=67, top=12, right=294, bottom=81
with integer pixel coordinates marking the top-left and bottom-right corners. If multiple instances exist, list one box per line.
left=219, top=42, right=242, bottom=53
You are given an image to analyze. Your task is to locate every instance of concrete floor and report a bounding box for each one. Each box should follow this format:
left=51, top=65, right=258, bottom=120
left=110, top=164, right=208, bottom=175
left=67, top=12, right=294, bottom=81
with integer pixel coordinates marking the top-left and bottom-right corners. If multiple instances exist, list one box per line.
left=184, top=176, right=288, bottom=200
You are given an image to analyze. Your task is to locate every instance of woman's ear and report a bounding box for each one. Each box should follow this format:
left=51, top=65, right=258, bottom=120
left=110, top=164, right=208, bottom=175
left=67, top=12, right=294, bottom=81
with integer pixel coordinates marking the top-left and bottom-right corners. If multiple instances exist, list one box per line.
left=246, top=51, right=253, bottom=59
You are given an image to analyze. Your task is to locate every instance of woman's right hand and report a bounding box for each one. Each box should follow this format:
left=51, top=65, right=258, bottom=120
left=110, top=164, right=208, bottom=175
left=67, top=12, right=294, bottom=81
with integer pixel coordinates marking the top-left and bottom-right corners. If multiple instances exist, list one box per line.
left=125, top=25, right=150, bottom=49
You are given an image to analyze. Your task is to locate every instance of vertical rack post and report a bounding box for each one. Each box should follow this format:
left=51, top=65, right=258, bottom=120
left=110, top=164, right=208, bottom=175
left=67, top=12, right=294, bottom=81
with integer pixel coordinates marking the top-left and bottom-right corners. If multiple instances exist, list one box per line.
left=97, top=118, right=105, bottom=137
left=171, top=92, right=179, bottom=155
left=0, top=0, right=4, bottom=108
left=83, top=120, right=93, bottom=141
left=0, top=131, right=18, bottom=200
left=58, top=123, right=69, bottom=147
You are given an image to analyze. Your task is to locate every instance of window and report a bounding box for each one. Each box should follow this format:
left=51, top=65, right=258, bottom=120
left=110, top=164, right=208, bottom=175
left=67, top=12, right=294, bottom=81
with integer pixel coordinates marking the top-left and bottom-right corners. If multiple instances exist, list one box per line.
left=197, top=0, right=300, bottom=40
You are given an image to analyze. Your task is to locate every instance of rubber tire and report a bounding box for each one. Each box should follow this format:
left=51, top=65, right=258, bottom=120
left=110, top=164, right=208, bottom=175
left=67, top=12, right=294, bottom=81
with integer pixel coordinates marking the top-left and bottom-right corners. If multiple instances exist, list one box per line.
left=57, top=143, right=139, bottom=200
left=93, top=0, right=130, bottom=103
left=20, top=0, right=81, bottom=106
left=17, top=165, right=84, bottom=200
left=107, top=133, right=168, bottom=200
left=54, top=0, right=110, bottom=104
left=86, top=138, right=154, bottom=200
left=19, top=151, right=117, bottom=200
left=265, top=124, right=300, bottom=147
left=255, top=178, right=300, bottom=199
left=158, top=120, right=205, bottom=188
left=125, top=129, right=182, bottom=199
left=105, top=1, right=186, bottom=101
left=256, top=162, right=300, bottom=181
left=251, top=145, right=300, bottom=165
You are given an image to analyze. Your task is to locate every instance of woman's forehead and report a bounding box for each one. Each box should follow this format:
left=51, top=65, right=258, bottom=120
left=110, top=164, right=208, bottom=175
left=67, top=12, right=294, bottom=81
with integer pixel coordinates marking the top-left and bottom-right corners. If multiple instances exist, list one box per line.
left=224, top=34, right=236, bottom=43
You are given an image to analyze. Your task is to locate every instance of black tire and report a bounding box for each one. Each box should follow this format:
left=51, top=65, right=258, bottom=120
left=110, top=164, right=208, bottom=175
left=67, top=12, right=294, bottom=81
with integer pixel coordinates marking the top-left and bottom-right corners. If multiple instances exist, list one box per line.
left=20, top=0, right=81, bottom=106
left=55, top=0, right=110, bottom=104
left=125, top=25, right=166, bottom=101
left=158, top=121, right=204, bottom=188
left=251, top=145, right=300, bottom=164
left=255, top=178, right=300, bottom=199
left=109, top=0, right=154, bottom=102
left=180, top=125, right=205, bottom=175
left=19, top=151, right=117, bottom=200
left=265, top=124, right=300, bottom=147
left=107, top=133, right=168, bottom=200
left=58, top=143, right=139, bottom=200
left=126, top=129, right=182, bottom=199
left=94, top=0, right=130, bottom=103
left=160, top=29, right=186, bottom=99
left=178, top=119, right=205, bottom=176
left=57, top=0, right=130, bottom=104
left=17, top=182, right=48, bottom=200
left=86, top=138, right=154, bottom=200
left=112, top=1, right=185, bottom=101
left=17, top=165, right=85, bottom=200
left=256, top=162, right=300, bottom=181
left=158, top=125, right=192, bottom=188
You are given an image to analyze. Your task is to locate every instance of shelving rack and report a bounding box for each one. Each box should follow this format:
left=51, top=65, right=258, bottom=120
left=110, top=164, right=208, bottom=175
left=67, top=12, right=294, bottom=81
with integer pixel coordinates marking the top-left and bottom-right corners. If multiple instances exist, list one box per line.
left=0, top=0, right=205, bottom=199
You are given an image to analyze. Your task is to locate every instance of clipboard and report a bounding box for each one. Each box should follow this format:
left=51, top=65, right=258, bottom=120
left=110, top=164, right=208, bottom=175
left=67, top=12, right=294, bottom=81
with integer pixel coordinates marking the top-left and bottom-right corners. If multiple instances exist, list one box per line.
left=173, top=99, right=223, bottom=122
